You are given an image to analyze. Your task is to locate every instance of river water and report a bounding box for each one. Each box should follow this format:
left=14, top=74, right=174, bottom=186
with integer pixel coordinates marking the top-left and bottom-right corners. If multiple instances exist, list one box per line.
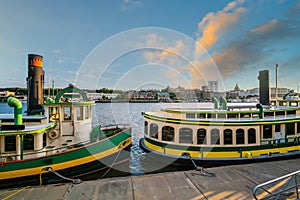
left=92, top=102, right=215, bottom=175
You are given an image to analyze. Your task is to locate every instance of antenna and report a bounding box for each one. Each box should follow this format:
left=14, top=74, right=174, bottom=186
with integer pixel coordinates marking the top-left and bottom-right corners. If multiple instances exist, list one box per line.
left=275, top=63, right=278, bottom=106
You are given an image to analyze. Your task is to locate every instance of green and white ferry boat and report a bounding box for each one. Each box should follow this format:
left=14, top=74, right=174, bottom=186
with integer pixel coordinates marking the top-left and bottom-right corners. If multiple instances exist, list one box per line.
left=140, top=80, right=300, bottom=168
left=0, top=54, right=131, bottom=188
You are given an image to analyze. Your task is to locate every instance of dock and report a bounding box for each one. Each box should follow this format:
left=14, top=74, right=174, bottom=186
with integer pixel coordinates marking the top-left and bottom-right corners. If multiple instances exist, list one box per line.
left=1, top=158, right=299, bottom=200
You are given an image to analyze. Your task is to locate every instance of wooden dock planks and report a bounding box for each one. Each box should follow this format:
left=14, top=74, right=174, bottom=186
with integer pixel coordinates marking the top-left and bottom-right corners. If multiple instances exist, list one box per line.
left=0, top=158, right=299, bottom=200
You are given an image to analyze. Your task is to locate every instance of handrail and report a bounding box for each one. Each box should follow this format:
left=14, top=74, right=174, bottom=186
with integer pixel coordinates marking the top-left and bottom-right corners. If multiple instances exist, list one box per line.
left=253, top=170, right=300, bottom=200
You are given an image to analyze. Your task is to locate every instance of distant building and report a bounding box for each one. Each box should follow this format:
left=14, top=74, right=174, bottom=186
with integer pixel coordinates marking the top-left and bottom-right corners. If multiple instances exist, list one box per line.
left=86, top=92, right=118, bottom=100
left=225, top=82, right=293, bottom=101
left=157, top=92, right=170, bottom=101
left=208, top=81, right=218, bottom=92
left=270, top=87, right=291, bottom=100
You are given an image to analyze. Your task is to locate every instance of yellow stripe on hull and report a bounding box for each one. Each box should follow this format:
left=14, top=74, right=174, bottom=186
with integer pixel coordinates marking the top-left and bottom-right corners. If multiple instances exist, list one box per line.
left=144, top=140, right=300, bottom=159
left=0, top=139, right=131, bottom=180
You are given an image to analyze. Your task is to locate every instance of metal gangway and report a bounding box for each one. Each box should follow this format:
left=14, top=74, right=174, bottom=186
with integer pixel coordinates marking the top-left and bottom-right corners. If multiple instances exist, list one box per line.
left=253, top=170, right=300, bottom=200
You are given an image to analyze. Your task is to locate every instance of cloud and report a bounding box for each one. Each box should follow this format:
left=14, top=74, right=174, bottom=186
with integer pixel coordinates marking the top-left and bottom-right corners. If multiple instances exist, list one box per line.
left=53, top=49, right=61, bottom=54
left=141, top=0, right=248, bottom=89
left=10, top=47, right=26, bottom=56
left=120, top=0, right=141, bottom=11
left=143, top=39, right=186, bottom=64
left=141, top=0, right=300, bottom=91
left=211, top=8, right=300, bottom=78
left=195, top=0, right=246, bottom=52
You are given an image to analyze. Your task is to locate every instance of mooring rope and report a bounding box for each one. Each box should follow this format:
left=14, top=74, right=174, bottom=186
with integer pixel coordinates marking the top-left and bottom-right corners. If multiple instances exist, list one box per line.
left=183, top=154, right=216, bottom=177
left=99, top=148, right=122, bottom=179
left=40, top=167, right=82, bottom=185
left=2, top=186, right=31, bottom=200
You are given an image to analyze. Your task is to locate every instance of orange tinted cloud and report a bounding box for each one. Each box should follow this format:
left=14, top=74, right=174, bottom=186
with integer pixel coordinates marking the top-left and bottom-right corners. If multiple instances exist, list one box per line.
left=195, top=0, right=246, bottom=53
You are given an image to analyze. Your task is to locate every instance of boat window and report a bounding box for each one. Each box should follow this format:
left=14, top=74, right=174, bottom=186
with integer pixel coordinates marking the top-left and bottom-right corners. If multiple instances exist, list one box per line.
left=43, top=132, right=47, bottom=148
left=286, top=123, right=295, bottom=135
left=150, top=123, right=158, bottom=139
left=252, top=113, right=259, bottom=118
left=290, top=102, right=298, bottom=107
left=281, top=102, right=287, bottom=106
left=211, top=129, right=220, bottom=145
left=275, top=124, right=281, bottom=132
left=248, top=128, right=256, bottom=144
left=240, top=113, right=251, bottom=118
left=179, top=128, right=193, bottom=144
left=264, top=112, right=274, bottom=118
left=85, top=106, right=90, bottom=119
left=236, top=129, right=245, bottom=144
left=23, top=134, right=34, bottom=150
left=287, top=110, right=296, bottom=115
left=186, top=113, right=195, bottom=118
left=5, top=136, right=16, bottom=151
left=297, top=122, right=300, bottom=133
left=227, top=113, right=238, bottom=119
left=263, top=125, right=272, bottom=139
left=197, top=113, right=206, bottom=119
left=217, top=113, right=226, bottom=119
left=275, top=111, right=285, bottom=117
left=63, top=106, right=72, bottom=121
left=77, top=106, right=83, bottom=120
left=197, top=129, right=207, bottom=144
left=49, top=107, right=59, bottom=122
left=144, top=121, right=148, bottom=135
left=210, top=113, right=217, bottom=119
left=224, top=129, right=233, bottom=145
left=162, top=126, right=174, bottom=142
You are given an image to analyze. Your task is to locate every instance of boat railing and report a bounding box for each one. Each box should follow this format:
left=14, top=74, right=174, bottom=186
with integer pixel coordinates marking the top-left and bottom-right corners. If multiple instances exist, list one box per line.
left=100, top=124, right=131, bottom=130
left=253, top=170, right=300, bottom=200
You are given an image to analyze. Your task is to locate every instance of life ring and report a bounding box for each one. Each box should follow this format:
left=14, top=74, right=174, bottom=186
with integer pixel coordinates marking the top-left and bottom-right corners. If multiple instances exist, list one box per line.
left=48, top=130, right=59, bottom=140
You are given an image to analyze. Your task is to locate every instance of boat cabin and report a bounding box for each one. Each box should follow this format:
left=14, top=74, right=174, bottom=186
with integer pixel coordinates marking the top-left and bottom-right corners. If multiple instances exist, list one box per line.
left=143, top=102, right=300, bottom=158
left=0, top=85, right=94, bottom=161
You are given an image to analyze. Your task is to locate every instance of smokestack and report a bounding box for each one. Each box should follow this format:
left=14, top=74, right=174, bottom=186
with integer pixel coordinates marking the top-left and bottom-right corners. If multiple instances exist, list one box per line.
left=258, top=70, right=270, bottom=105
left=26, top=54, right=45, bottom=115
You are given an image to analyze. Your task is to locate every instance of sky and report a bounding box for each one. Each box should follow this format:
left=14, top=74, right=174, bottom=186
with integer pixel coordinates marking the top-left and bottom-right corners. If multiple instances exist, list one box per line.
left=0, top=0, right=299, bottom=92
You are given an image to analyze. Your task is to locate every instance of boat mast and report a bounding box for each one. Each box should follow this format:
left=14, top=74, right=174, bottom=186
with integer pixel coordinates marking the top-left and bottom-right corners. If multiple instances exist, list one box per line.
left=275, top=63, right=278, bottom=106
left=52, top=80, right=55, bottom=98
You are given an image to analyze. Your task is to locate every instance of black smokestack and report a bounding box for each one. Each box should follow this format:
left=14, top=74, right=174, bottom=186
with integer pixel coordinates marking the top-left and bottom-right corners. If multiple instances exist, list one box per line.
left=258, top=70, right=270, bottom=105
left=26, top=54, right=44, bottom=115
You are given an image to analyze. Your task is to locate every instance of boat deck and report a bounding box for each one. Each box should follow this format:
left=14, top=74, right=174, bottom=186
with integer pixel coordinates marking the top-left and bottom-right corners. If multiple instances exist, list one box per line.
left=1, top=158, right=299, bottom=200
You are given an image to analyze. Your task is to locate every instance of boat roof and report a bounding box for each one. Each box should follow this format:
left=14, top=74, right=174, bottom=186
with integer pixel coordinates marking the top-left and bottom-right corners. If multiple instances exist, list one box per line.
left=161, top=105, right=300, bottom=114
left=0, top=114, right=47, bottom=120
left=0, top=122, right=56, bottom=135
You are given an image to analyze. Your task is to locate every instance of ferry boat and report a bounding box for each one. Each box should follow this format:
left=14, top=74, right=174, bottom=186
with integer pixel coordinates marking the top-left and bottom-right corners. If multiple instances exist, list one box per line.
left=140, top=74, right=300, bottom=168
left=0, top=54, right=132, bottom=188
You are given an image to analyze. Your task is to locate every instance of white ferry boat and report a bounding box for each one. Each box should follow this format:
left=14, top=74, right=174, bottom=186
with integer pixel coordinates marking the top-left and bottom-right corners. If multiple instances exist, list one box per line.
left=140, top=71, right=300, bottom=168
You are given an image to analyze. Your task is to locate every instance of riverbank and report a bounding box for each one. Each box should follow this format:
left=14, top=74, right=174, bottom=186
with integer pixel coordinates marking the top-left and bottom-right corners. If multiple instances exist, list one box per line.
left=1, top=158, right=299, bottom=200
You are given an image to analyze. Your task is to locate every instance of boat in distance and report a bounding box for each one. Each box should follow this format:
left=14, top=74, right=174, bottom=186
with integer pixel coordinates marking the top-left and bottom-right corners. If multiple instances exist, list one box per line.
left=140, top=71, right=300, bottom=168
left=0, top=54, right=132, bottom=188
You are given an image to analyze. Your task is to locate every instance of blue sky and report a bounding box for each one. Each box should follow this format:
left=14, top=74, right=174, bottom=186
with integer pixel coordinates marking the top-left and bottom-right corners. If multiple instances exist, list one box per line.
left=0, top=0, right=299, bottom=91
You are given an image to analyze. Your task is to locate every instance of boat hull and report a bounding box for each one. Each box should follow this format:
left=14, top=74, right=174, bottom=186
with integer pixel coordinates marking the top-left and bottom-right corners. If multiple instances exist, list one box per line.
left=139, top=138, right=300, bottom=169
left=0, top=129, right=131, bottom=189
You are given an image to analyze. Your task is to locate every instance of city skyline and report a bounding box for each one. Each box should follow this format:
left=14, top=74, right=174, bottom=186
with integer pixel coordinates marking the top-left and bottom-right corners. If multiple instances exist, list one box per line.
left=0, top=0, right=299, bottom=91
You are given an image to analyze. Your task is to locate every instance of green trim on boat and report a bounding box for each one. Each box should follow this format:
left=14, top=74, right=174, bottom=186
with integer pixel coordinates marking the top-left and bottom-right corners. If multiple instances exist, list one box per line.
left=0, top=129, right=131, bottom=172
